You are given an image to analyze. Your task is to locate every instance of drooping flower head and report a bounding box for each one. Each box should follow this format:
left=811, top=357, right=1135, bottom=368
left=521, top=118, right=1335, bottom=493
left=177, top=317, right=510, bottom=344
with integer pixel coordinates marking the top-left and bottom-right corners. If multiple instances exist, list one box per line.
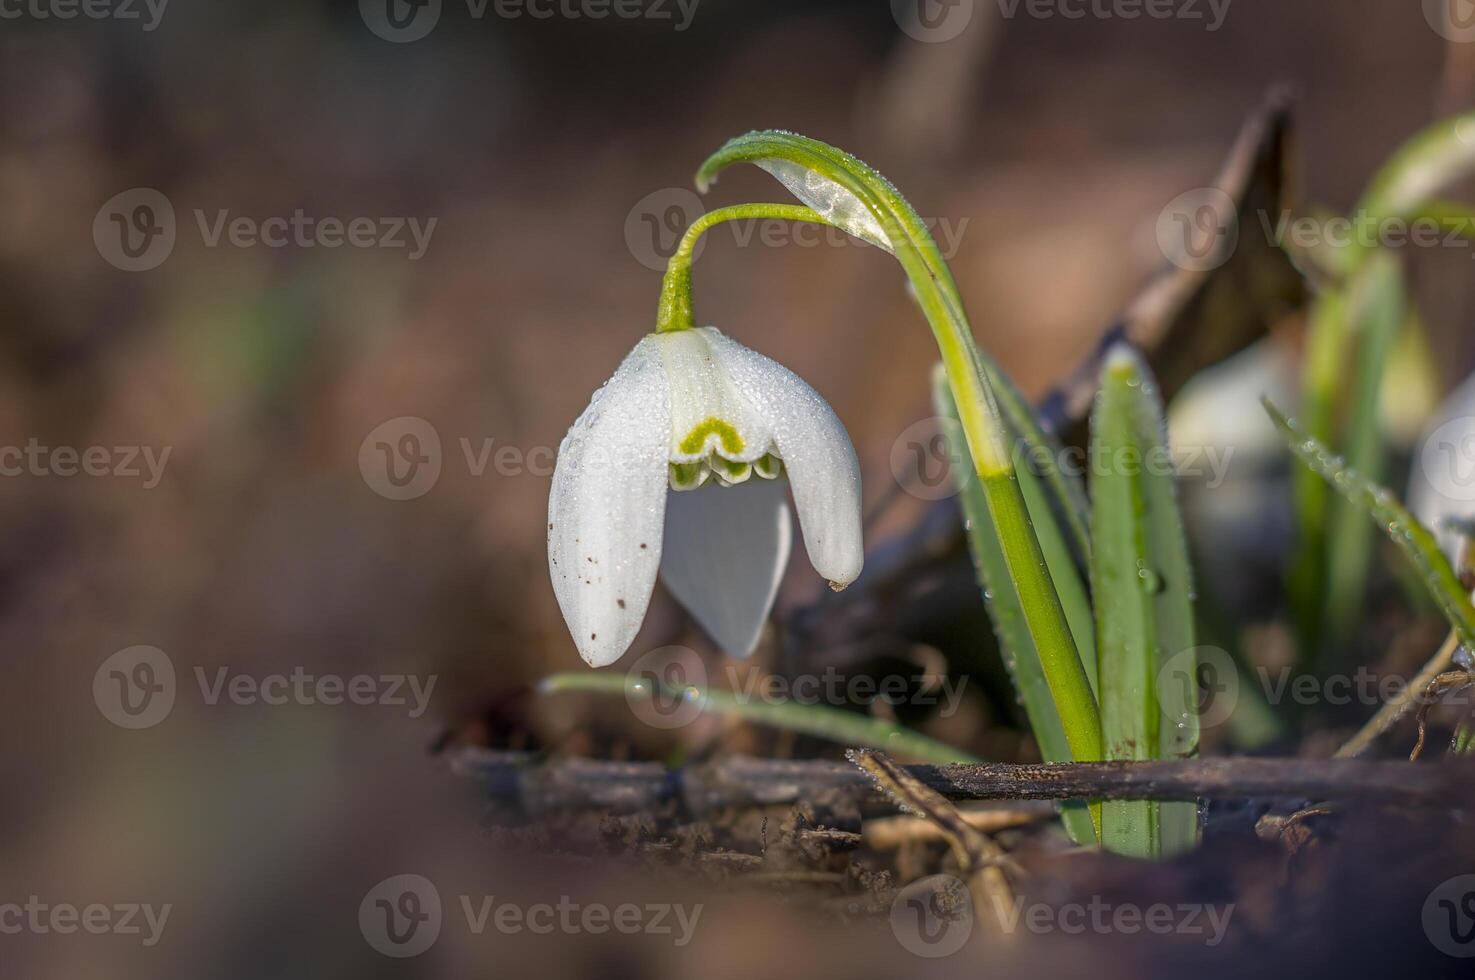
left=548, top=326, right=862, bottom=667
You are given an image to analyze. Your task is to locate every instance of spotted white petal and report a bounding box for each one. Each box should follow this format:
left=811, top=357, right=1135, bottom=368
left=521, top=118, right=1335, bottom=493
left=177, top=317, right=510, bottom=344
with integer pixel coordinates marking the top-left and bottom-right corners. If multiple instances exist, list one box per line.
left=702, top=330, right=864, bottom=588
left=660, top=477, right=792, bottom=658
left=548, top=337, right=671, bottom=667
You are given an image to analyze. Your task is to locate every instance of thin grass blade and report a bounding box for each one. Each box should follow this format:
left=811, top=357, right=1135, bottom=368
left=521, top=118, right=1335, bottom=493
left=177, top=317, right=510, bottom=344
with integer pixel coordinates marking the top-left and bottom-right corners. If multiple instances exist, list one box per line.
left=1267, top=400, right=1475, bottom=650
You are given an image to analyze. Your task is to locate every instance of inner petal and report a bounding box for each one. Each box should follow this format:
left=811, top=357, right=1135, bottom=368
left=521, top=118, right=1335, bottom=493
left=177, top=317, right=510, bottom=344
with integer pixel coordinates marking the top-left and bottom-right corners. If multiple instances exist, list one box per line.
left=660, top=477, right=793, bottom=658
left=656, top=327, right=774, bottom=466
left=678, top=417, right=746, bottom=459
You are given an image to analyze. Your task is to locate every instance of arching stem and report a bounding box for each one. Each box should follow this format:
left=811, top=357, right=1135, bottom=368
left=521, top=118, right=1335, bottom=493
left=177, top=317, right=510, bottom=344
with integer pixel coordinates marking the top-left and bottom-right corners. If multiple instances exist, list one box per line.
left=693, top=133, right=1104, bottom=833
left=656, top=203, right=835, bottom=334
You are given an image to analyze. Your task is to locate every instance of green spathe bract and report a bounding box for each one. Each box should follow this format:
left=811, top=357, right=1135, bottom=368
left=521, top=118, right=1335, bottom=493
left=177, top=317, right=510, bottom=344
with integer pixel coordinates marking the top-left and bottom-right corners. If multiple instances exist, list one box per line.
left=688, top=130, right=1104, bottom=834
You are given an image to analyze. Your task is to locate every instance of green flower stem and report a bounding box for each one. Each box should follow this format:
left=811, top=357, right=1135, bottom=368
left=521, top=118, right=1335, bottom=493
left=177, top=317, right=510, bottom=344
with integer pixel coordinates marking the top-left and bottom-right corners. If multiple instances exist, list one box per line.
left=655, top=203, right=834, bottom=334
left=695, top=133, right=1104, bottom=791
left=538, top=672, right=981, bottom=765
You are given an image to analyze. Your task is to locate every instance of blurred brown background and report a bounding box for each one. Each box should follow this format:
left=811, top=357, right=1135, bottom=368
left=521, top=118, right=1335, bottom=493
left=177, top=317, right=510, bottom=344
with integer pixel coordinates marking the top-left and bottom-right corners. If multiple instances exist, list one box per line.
left=1, top=1, right=1472, bottom=976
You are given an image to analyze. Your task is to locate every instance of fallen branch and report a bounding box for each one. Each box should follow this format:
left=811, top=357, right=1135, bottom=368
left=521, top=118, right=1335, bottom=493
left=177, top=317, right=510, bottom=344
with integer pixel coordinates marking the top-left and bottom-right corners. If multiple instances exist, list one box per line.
left=446, top=747, right=1471, bottom=817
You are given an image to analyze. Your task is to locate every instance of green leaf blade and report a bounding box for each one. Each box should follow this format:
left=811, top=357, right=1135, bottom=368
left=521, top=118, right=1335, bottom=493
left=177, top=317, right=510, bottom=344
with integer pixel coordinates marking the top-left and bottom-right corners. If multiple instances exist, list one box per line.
left=932, top=366, right=1098, bottom=845
left=1089, top=345, right=1201, bottom=858
left=1267, top=400, right=1475, bottom=650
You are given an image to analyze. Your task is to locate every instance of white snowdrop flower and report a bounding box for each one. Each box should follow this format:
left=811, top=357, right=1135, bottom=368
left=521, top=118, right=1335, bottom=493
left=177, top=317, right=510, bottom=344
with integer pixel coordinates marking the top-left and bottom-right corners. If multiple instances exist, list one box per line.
left=548, top=326, right=863, bottom=667
left=1409, top=369, right=1475, bottom=563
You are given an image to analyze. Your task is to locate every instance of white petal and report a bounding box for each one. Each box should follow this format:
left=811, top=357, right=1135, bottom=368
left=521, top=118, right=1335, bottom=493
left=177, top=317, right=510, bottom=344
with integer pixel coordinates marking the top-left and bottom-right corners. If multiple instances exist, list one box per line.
left=654, top=328, right=774, bottom=464
left=702, top=331, right=864, bottom=588
left=548, top=337, right=671, bottom=667
left=756, top=159, right=894, bottom=253
left=660, top=477, right=792, bottom=658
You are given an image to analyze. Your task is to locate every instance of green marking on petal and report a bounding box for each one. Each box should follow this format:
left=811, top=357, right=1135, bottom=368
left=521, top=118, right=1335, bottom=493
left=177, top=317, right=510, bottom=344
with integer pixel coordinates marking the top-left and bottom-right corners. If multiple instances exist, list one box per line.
left=669, top=461, right=709, bottom=491
left=711, top=456, right=752, bottom=485
left=754, top=453, right=784, bottom=480
left=678, top=417, right=745, bottom=457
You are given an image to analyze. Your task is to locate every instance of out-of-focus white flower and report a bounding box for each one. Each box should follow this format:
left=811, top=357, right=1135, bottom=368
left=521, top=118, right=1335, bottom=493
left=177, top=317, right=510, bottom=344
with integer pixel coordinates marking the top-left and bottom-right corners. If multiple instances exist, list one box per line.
left=1409, top=369, right=1475, bottom=564
left=548, top=326, right=863, bottom=667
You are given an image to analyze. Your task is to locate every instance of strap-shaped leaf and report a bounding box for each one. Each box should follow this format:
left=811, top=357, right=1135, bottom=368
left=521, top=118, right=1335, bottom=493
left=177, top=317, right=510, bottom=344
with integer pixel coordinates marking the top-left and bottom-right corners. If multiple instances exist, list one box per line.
left=933, top=366, right=1098, bottom=846
left=1089, top=346, right=1201, bottom=858
left=1267, top=400, right=1475, bottom=650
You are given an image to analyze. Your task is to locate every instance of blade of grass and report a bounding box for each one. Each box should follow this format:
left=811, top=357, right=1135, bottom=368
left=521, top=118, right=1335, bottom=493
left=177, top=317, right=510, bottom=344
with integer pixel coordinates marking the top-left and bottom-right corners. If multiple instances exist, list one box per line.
left=1289, top=286, right=1345, bottom=661
left=538, top=672, right=981, bottom=765
left=933, top=365, right=1098, bottom=846
left=1324, top=251, right=1407, bottom=641
left=1293, top=111, right=1475, bottom=662
left=1266, top=400, right=1475, bottom=650
left=1089, top=345, right=1201, bottom=858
